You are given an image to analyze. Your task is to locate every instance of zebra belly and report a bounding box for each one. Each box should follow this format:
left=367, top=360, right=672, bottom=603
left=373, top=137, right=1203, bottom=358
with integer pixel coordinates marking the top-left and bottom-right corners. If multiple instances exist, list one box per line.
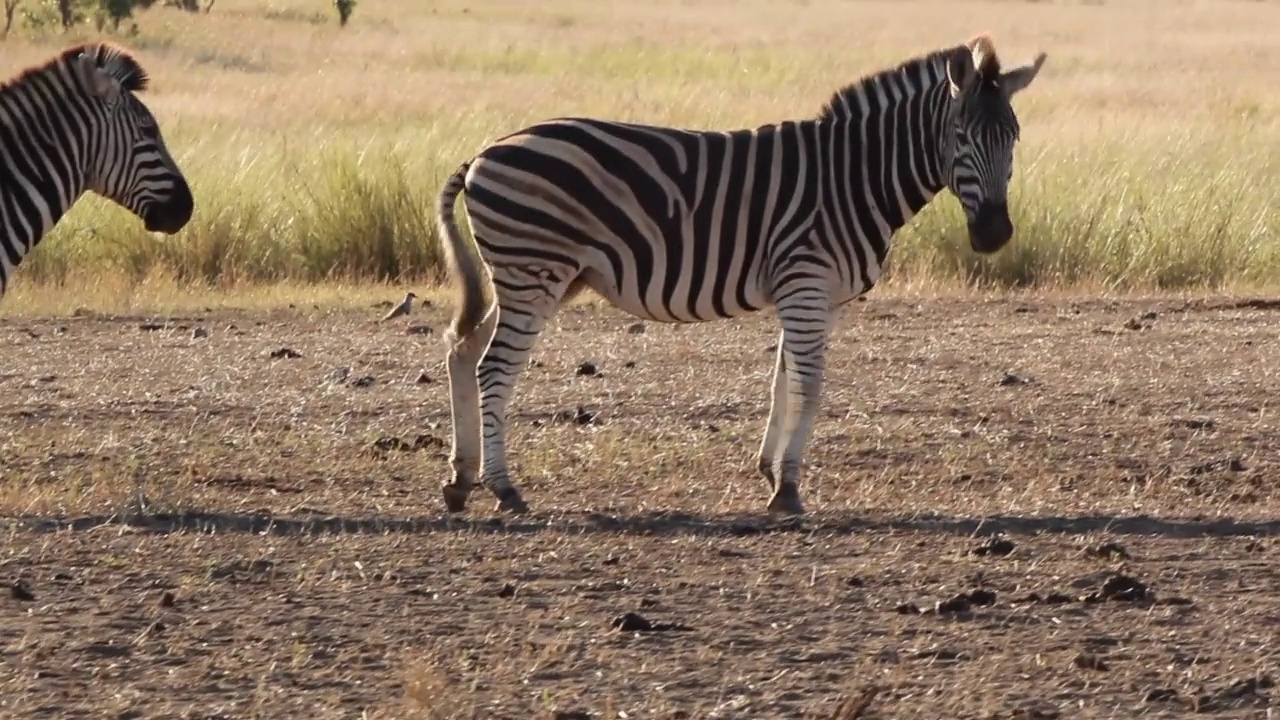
left=575, top=267, right=770, bottom=324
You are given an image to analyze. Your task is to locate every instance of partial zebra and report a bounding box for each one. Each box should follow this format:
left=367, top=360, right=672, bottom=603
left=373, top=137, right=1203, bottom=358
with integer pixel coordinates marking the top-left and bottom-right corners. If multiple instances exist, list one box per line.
left=0, top=43, right=193, bottom=301
left=436, top=34, right=1047, bottom=515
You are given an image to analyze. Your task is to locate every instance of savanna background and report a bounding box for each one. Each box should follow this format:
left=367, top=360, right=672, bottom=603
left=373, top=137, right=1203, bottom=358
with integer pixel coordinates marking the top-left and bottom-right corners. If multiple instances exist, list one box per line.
left=1, top=1, right=1278, bottom=718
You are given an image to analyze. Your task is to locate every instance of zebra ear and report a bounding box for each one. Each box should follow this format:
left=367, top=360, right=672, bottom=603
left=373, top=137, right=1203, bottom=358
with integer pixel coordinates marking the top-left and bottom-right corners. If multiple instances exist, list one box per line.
left=945, top=46, right=977, bottom=98
left=999, top=53, right=1047, bottom=98
left=74, top=52, right=123, bottom=107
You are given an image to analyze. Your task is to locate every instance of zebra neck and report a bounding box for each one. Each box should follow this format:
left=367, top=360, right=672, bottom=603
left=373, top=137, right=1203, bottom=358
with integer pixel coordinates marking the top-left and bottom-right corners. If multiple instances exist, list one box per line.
left=0, top=78, right=90, bottom=288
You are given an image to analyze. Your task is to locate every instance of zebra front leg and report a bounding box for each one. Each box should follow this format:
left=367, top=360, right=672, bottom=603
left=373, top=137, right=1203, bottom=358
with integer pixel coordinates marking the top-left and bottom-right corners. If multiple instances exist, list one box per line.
left=767, top=294, right=833, bottom=515
left=442, top=304, right=498, bottom=513
left=756, top=333, right=788, bottom=494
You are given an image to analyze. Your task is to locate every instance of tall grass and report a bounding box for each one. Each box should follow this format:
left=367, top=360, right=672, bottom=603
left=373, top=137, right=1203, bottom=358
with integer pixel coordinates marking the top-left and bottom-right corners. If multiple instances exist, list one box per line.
left=2, top=0, right=1278, bottom=308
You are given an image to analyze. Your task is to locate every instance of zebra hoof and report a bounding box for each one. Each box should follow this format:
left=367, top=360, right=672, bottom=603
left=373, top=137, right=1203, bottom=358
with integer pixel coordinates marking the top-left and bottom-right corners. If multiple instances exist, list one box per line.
left=494, top=488, right=530, bottom=515
left=441, top=484, right=470, bottom=513
left=767, top=485, right=806, bottom=515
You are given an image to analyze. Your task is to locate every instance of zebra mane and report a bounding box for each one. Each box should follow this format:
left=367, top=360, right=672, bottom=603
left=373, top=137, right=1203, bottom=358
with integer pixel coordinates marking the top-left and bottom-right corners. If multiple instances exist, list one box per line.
left=1, top=42, right=150, bottom=97
left=817, top=35, right=1002, bottom=122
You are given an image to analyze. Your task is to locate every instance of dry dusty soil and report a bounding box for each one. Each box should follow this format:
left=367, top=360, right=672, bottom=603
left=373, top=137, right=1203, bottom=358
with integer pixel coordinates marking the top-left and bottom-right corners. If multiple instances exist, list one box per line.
left=1, top=295, right=1278, bottom=719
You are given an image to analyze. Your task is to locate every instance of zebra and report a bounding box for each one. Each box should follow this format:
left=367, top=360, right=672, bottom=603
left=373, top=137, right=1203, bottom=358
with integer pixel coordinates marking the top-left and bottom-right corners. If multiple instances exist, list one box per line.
left=0, top=42, right=193, bottom=301
left=435, top=34, right=1047, bottom=516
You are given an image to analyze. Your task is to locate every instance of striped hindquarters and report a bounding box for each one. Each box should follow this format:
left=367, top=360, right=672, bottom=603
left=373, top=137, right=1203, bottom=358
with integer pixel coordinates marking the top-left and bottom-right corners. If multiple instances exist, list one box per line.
left=459, top=117, right=824, bottom=324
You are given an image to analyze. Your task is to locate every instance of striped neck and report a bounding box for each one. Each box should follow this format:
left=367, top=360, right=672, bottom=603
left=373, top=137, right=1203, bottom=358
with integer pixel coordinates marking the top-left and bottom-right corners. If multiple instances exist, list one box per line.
left=0, top=62, right=93, bottom=296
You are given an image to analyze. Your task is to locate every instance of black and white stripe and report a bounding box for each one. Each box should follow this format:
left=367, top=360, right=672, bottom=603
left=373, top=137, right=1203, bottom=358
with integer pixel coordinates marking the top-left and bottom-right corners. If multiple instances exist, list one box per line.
left=436, top=34, right=1047, bottom=515
left=0, top=42, right=193, bottom=300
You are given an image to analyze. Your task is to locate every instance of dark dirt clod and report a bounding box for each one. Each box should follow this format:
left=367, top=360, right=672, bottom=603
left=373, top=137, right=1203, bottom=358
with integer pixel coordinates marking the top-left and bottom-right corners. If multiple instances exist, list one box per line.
left=844, top=576, right=865, bottom=588
left=610, top=612, right=692, bottom=633
left=575, top=361, right=598, bottom=376
left=9, top=582, right=35, bottom=602
left=192, top=327, right=209, bottom=339
left=1087, top=542, right=1130, bottom=560
left=972, top=537, right=1016, bottom=557
left=894, top=603, right=922, bottom=614
left=1174, top=417, right=1216, bottom=430
left=935, top=595, right=971, bottom=614
left=138, top=322, right=165, bottom=332
left=1072, top=652, right=1109, bottom=671
left=158, top=591, right=175, bottom=608
left=611, top=612, right=651, bottom=632
left=966, top=589, right=997, bottom=607
left=626, top=322, right=645, bottom=334
left=1085, top=574, right=1152, bottom=603
left=414, top=373, right=433, bottom=384
left=1014, top=591, right=1076, bottom=605
left=998, top=372, right=1028, bottom=387
left=1143, top=688, right=1179, bottom=703
left=550, top=711, right=592, bottom=720
left=496, top=583, right=517, bottom=598
left=404, top=324, right=433, bottom=335
left=268, top=347, right=302, bottom=360
left=554, top=406, right=599, bottom=426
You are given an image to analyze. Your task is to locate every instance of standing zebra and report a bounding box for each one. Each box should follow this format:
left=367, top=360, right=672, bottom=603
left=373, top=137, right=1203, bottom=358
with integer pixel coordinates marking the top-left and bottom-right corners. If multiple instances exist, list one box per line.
left=0, top=43, right=193, bottom=301
left=436, top=34, right=1047, bottom=515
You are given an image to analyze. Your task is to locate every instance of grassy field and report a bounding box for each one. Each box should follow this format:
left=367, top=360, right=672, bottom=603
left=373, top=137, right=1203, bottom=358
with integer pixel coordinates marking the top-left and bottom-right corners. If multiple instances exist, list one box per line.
left=1, top=0, right=1278, bottom=314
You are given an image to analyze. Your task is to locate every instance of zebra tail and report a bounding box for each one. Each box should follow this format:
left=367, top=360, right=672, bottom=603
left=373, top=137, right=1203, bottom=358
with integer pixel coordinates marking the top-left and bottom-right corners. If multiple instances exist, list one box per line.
left=436, top=161, right=488, bottom=345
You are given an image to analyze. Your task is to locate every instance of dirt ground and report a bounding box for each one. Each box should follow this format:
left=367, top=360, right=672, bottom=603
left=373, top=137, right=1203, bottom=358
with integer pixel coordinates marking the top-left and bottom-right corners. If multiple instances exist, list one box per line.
left=1, top=295, right=1277, bottom=719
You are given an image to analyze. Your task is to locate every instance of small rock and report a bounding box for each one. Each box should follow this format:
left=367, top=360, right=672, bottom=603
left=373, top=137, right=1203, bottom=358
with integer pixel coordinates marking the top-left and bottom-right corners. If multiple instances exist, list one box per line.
left=626, top=322, right=645, bottom=334
left=1073, top=652, right=1109, bottom=671
left=894, top=603, right=921, bottom=614
left=496, top=582, right=517, bottom=598
left=844, top=576, right=865, bottom=588
left=191, top=326, right=209, bottom=339
left=327, top=367, right=351, bottom=384
left=414, top=372, right=433, bottom=384
left=158, top=591, right=175, bottom=608
left=52, top=326, right=67, bottom=335
left=269, top=347, right=302, bottom=360
left=972, top=537, right=1016, bottom=557
left=552, top=712, right=592, bottom=720
left=575, top=361, right=598, bottom=377
left=9, top=581, right=35, bottom=602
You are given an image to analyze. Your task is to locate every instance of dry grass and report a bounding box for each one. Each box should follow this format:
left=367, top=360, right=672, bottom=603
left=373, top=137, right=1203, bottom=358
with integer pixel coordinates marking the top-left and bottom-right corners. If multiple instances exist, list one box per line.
left=0, top=0, right=1277, bottom=310
left=1, top=297, right=1277, bottom=717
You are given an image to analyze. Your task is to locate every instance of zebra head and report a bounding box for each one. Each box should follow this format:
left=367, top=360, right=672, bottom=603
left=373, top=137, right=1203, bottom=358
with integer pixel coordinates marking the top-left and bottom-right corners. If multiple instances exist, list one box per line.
left=73, top=45, right=194, bottom=235
left=943, top=36, right=1046, bottom=254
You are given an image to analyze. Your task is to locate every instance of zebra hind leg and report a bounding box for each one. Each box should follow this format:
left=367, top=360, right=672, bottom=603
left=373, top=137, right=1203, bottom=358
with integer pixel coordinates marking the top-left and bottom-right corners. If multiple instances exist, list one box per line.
left=766, top=291, right=834, bottom=515
left=755, top=333, right=788, bottom=494
left=475, top=266, right=575, bottom=514
left=443, top=303, right=499, bottom=513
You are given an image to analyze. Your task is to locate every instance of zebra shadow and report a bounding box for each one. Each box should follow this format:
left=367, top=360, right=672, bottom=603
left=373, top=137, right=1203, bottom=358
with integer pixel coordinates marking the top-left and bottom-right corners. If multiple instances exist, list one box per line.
left=5, top=508, right=1278, bottom=538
